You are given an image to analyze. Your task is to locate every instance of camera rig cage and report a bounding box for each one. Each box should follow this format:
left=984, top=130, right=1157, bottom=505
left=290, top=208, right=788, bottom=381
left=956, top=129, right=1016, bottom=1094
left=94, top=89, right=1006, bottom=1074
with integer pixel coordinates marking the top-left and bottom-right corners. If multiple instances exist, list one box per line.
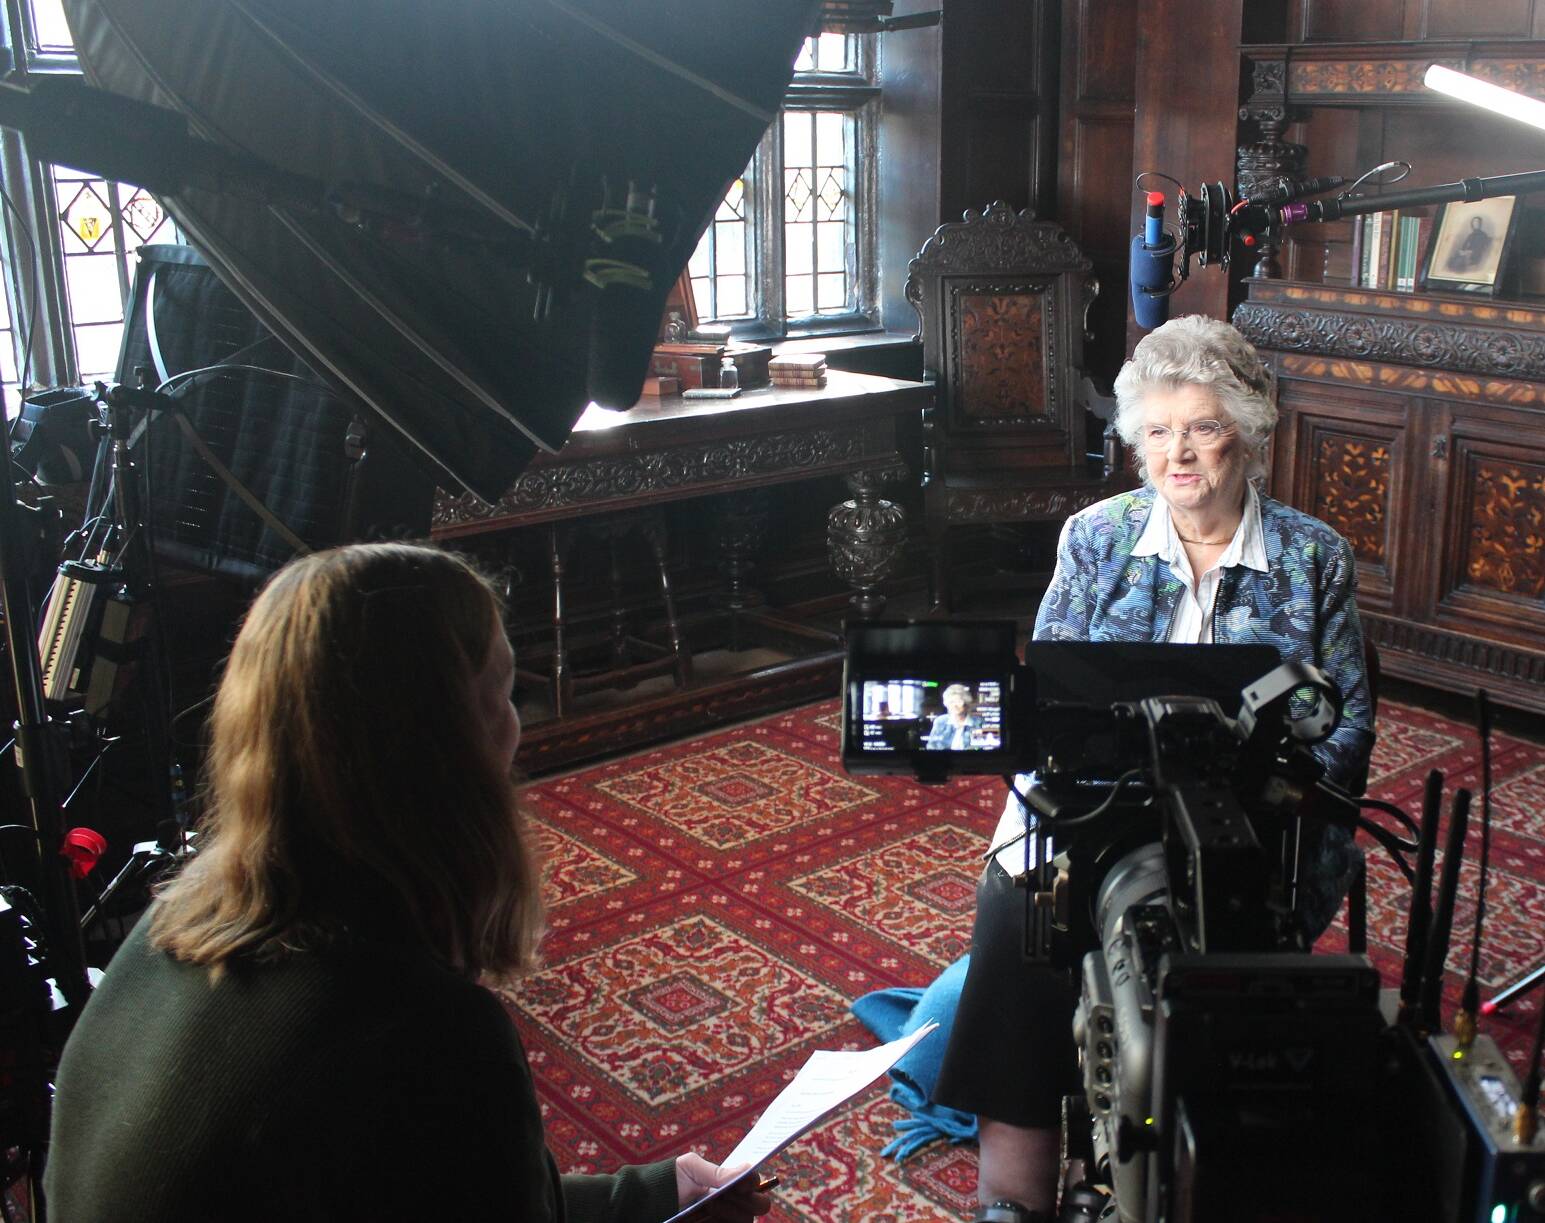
left=839, top=622, right=1545, bottom=1223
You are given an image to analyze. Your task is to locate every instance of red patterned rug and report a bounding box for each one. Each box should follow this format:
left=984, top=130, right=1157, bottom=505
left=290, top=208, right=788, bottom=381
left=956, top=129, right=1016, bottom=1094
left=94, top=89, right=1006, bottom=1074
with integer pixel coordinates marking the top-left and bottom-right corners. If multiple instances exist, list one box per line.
left=501, top=699, right=1545, bottom=1221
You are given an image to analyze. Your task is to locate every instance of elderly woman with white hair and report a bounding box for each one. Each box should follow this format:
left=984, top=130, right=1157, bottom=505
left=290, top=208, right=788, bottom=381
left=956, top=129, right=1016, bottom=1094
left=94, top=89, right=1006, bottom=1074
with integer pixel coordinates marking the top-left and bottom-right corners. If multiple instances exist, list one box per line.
left=926, top=314, right=1374, bottom=1223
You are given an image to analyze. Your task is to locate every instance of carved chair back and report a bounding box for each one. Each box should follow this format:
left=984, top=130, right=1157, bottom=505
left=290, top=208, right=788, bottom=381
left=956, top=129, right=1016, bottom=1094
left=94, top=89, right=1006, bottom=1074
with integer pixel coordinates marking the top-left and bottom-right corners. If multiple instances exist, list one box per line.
left=906, top=201, right=1100, bottom=483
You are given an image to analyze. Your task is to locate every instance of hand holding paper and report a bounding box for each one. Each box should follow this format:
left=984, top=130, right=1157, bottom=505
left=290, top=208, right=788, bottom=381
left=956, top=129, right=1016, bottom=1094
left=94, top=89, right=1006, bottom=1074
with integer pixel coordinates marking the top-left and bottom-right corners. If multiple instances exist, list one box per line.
left=662, top=1022, right=940, bottom=1222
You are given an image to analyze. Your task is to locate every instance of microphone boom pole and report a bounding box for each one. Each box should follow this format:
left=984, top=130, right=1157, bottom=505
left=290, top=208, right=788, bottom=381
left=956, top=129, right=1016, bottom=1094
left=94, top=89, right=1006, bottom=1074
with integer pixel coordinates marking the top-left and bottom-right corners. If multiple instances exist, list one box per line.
left=1284, top=168, right=1545, bottom=223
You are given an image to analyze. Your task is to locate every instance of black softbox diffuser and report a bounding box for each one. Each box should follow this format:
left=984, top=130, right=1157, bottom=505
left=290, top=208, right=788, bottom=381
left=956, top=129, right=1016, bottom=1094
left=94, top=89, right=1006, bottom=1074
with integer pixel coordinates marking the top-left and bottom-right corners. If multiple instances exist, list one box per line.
left=58, top=0, right=820, bottom=500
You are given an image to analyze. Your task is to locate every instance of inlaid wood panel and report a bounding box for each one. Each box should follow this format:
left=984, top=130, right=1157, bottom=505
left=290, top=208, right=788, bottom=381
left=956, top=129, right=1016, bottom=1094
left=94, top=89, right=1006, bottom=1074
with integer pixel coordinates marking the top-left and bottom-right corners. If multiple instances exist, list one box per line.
left=1458, top=452, right=1545, bottom=600
left=954, top=290, right=1048, bottom=421
left=1310, top=432, right=1395, bottom=568
left=1429, top=415, right=1545, bottom=648
left=1282, top=404, right=1405, bottom=610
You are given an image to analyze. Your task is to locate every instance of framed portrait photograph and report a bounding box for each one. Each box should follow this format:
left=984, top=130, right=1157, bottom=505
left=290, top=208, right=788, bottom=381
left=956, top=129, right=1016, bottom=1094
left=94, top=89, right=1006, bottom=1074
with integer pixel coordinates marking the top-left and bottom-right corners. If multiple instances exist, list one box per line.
left=1419, top=195, right=1520, bottom=295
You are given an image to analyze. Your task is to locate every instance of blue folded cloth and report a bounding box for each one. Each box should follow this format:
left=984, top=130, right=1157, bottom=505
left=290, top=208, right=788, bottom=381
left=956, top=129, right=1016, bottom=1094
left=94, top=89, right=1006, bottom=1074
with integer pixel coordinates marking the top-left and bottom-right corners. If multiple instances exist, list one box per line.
left=850, top=954, right=977, bottom=1160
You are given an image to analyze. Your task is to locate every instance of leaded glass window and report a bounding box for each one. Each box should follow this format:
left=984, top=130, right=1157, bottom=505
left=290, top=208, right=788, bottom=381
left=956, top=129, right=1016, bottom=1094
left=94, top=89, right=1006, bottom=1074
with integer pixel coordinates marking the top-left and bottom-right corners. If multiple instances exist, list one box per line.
left=28, top=0, right=74, bottom=51
left=782, top=109, right=853, bottom=317
left=0, top=8, right=184, bottom=395
left=688, top=171, right=751, bottom=321
left=54, top=169, right=180, bottom=382
left=687, top=33, right=877, bottom=334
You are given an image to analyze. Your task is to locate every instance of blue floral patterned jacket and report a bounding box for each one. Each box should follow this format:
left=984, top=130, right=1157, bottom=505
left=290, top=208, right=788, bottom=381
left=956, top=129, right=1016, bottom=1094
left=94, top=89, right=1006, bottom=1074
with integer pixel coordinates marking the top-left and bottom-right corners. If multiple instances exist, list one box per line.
left=1032, top=486, right=1375, bottom=934
left=1033, top=485, right=1374, bottom=785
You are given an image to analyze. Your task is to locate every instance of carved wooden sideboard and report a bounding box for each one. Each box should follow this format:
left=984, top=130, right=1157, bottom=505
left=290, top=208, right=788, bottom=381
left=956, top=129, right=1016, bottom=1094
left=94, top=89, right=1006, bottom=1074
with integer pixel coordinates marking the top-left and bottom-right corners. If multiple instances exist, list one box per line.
left=1235, top=279, right=1545, bottom=713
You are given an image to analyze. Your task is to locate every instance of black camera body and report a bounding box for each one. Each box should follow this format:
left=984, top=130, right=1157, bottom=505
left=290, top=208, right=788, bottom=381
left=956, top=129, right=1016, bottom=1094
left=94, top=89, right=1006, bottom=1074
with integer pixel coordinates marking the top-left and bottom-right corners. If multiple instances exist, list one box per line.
left=836, top=621, right=1529, bottom=1223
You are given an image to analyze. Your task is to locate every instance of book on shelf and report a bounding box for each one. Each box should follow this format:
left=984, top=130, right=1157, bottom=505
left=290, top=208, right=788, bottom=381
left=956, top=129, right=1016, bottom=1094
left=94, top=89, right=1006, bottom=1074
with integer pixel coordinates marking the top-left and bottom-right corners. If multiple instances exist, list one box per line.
left=1382, top=210, right=1402, bottom=290
left=1413, top=210, right=1437, bottom=290
left=1362, top=213, right=1383, bottom=288
left=1396, top=215, right=1421, bottom=291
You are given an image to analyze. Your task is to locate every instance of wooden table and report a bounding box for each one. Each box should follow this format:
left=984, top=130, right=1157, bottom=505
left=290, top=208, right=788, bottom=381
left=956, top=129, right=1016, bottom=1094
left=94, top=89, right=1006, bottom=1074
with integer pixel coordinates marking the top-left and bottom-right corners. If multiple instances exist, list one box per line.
left=430, top=370, right=929, bottom=536
left=429, top=370, right=931, bottom=771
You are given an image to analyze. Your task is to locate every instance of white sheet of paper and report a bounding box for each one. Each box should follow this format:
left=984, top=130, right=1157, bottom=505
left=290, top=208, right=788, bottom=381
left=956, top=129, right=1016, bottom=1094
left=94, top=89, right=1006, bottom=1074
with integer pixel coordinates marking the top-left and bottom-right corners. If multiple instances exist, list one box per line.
left=659, top=1022, right=939, bottom=1223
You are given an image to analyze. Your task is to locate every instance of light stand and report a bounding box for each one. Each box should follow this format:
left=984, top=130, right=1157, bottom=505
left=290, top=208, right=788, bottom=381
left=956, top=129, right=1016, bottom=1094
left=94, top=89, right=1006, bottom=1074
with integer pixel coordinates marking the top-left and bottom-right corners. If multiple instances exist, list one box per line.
left=0, top=386, right=91, bottom=1011
left=1, top=385, right=93, bottom=1223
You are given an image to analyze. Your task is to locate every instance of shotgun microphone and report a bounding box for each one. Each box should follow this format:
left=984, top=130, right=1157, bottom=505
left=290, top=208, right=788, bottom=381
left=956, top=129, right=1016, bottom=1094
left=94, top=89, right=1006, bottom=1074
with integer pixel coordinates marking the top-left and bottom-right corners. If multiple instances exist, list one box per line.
left=1130, top=190, right=1176, bottom=331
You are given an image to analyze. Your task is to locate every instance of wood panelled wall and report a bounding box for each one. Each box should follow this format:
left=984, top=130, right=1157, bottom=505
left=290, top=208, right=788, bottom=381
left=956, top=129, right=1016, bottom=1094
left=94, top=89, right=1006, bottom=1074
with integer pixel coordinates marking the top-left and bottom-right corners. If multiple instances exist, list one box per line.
left=1289, top=0, right=1545, bottom=40
left=936, top=0, right=1060, bottom=226
left=1057, top=0, right=1136, bottom=382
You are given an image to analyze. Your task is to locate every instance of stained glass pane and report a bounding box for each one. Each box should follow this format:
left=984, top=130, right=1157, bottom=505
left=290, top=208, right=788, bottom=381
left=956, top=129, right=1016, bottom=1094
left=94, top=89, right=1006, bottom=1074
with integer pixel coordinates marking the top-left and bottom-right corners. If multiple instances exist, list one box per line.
left=51, top=167, right=182, bottom=382
left=717, top=275, right=746, bottom=319
left=715, top=177, right=745, bottom=222
left=74, top=324, right=120, bottom=383
left=815, top=33, right=851, bottom=72
left=782, top=108, right=855, bottom=318
left=64, top=254, right=121, bottom=325
left=817, top=272, right=846, bottom=310
left=785, top=168, right=813, bottom=224
left=783, top=111, right=813, bottom=171
left=59, top=182, right=114, bottom=255
left=121, top=189, right=173, bottom=243
left=785, top=223, right=812, bottom=275
left=715, top=221, right=745, bottom=274
left=817, top=220, right=845, bottom=273
left=785, top=274, right=813, bottom=317
left=0, top=271, right=17, bottom=396
left=687, top=167, right=753, bottom=321
left=795, top=33, right=853, bottom=73
left=29, top=0, right=73, bottom=50
left=816, top=168, right=847, bottom=222
left=816, top=112, right=846, bottom=165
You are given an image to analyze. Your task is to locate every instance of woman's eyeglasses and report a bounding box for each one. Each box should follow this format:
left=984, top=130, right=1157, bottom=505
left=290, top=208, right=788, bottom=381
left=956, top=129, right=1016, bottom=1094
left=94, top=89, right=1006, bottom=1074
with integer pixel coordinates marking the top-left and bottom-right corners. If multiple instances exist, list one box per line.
left=1141, top=420, right=1234, bottom=451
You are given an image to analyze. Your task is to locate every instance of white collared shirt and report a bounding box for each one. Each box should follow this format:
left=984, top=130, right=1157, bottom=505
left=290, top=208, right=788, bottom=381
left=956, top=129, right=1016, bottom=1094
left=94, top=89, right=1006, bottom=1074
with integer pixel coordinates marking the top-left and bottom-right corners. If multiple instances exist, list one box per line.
left=1130, top=483, right=1269, bottom=644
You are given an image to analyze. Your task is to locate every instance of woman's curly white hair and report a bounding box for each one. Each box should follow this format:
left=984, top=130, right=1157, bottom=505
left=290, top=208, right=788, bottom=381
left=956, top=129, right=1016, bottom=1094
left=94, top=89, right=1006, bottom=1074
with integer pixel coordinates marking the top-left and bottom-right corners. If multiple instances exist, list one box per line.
left=1111, top=314, right=1278, bottom=486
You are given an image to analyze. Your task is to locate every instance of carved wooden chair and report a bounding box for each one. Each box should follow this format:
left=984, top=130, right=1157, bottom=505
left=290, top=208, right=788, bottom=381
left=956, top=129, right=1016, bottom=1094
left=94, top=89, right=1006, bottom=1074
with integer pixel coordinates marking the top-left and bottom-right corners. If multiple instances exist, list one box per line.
left=906, top=201, right=1131, bottom=611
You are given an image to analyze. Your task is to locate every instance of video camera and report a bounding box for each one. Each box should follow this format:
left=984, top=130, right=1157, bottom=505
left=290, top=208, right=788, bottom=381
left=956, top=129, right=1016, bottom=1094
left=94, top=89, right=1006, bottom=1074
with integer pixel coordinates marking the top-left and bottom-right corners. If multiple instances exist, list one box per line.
left=838, top=622, right=1545, bottom=1223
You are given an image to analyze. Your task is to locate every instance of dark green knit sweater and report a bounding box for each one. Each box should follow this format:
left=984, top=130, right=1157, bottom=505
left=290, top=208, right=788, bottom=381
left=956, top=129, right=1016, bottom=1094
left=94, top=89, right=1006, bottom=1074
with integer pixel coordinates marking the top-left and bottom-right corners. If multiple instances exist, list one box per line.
left=44, top=917, right=678, bottom=1222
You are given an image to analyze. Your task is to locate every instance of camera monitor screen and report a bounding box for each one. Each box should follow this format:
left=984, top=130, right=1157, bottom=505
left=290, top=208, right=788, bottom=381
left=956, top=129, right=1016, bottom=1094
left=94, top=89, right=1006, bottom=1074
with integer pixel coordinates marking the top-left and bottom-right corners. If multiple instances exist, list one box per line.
left=858, top=678, right=1005, bottom=753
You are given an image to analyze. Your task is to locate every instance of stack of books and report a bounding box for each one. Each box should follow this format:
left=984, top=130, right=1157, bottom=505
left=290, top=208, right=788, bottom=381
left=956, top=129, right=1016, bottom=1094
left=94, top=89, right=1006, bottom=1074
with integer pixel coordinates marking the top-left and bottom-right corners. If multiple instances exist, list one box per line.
left=1351, top=209, right=1433, bottom=291
left=768, top=353, right=828, bottom=390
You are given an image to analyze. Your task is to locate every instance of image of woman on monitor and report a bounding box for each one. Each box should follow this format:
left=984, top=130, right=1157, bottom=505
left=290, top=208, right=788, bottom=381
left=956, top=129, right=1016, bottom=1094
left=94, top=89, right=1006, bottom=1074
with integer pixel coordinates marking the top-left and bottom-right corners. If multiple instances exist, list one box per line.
left=925, top=683, right=986, bottom=749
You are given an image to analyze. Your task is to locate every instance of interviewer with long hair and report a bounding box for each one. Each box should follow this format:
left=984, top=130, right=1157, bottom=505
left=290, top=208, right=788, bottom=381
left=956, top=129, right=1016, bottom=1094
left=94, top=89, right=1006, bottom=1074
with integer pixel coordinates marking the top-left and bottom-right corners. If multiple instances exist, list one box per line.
left=45, top=542, right=770, bottom=1222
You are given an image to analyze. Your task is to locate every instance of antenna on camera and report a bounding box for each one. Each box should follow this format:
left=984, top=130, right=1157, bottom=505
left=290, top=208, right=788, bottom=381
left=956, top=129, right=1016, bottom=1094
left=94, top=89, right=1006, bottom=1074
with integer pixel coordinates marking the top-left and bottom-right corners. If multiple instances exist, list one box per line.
left=1453, top=691, right=1494, bottom=1048
left=1418, top=787, right=1471, bottom=1034
left=1397, top=769, right=1445, bottom=1026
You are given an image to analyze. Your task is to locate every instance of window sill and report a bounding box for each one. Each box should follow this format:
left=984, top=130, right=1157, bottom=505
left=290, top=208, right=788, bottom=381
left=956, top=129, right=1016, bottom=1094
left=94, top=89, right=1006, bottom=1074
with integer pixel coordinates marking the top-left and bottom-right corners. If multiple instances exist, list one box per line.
left=769, top=330, right=918, bottom=358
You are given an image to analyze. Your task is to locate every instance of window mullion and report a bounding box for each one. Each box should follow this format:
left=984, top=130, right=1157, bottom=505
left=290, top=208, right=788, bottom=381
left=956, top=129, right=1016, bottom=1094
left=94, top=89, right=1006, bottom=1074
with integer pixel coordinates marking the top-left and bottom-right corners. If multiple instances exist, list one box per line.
left=0, top=130, right=74, bottom=389
left=854, top=96, right=878, bottom=321
left=753, top=120, right=784, bottom=335
left=106, top=179, right=133, bottom=309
